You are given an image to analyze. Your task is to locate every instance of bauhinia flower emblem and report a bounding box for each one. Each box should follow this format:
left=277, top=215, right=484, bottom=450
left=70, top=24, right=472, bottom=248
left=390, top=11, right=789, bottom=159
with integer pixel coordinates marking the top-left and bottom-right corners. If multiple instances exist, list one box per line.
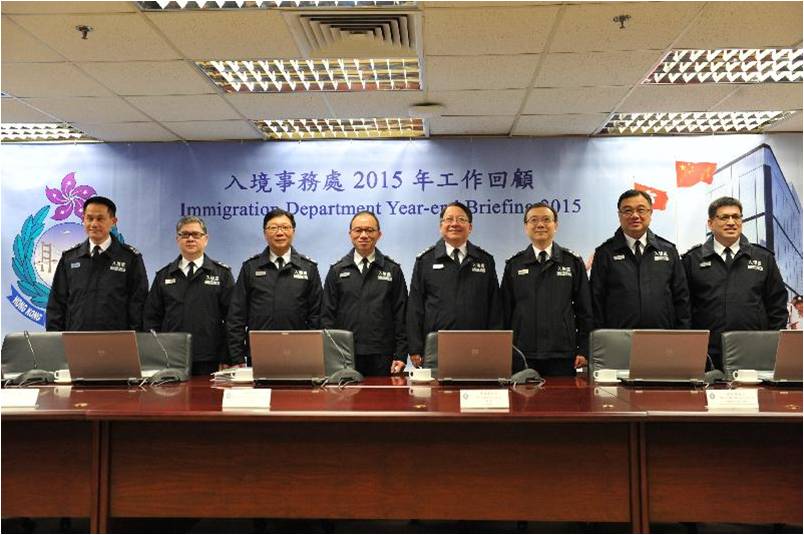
left=45, top=172, right=96, bottom=221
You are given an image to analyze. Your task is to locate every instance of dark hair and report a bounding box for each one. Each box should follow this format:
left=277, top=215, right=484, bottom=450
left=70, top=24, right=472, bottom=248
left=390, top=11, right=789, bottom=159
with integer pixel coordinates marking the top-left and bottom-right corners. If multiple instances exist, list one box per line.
left=83, top=196, right=117, bottom=217
left=263, top=208, right=296, bottom=229
left=524, top=202, right=558, bottom=223
left=793, top=295, right=803, bottom=305
left=617, top=189, right=652, bottom=209
left=439, top=201, right=473, bottom=223
left=349, top=210, right=380, bottom=231
left=708, top=196, right=743, bottom=219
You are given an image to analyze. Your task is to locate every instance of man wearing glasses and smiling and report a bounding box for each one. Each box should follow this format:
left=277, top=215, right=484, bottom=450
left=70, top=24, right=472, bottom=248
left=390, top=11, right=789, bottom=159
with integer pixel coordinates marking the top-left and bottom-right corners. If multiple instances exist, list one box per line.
left=144, top=216, right=235, bottom=375
left=590, top=189, right=690, bottom=331
left=322, top=211, right=408, bottom=376
left=227, top=209, right=322, bottom=367
left=407, top=202, right=503, bottom=368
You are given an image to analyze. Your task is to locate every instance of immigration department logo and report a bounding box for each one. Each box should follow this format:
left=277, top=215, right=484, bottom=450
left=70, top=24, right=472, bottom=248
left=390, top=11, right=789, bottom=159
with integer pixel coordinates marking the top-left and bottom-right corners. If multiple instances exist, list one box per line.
left=6, top=173, right=123, bottom=326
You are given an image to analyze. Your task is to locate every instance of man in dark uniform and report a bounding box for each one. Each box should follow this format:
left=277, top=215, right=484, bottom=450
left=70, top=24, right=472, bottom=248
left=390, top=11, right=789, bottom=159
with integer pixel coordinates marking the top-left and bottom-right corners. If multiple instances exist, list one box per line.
left=46, top=196, right=148, bottom=332
left=144, top=216, right=235, bottom=376
left=407, top=201, right=503, bottom=368
left=682, top=197, right=788, bottom=370
left=322, top=211, right=408, bottom=376
left=502, top=203, right=593, bottom=376
left=227, top=209, right=322, bottom=366
left=590, top=189, right=690, bottom=329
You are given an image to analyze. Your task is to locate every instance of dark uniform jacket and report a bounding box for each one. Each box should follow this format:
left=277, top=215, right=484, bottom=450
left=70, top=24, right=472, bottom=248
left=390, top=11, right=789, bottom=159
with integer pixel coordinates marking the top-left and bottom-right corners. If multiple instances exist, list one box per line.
left=682, top=235, right=788, bottom=368
left=406, top=239, right=503, bottom=356
left=502, top=243, right=593, bottom=361
left=227, top=247, right=322, bottom=364
left=144, top=255, right=235, bottom=365
left=45, top=235, right=148, bottom=332
left=322, top=248, right=408, bottom=360
left=590, top=228, right=690, bottom=330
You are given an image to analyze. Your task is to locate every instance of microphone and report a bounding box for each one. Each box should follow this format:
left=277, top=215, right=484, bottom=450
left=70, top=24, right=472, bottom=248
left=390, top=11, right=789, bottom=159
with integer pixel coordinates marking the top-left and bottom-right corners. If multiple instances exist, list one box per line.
left=13, top=331, right=54, bottom=386
left=704, top=352, right=726, bottom=384
left=509, top=344, right=543, bottom=386
left=322, top=329, right=363, bottom=385
left=148, top=329, right=188, bottom=385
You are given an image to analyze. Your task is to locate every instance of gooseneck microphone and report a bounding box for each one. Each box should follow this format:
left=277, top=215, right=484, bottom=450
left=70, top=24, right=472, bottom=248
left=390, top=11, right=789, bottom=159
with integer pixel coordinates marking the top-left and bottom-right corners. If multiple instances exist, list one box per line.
left=509, top=344, right=543, bottom=386
left=148, top=329, right=188, bottom=385
left=322, top=329, right=363, bottom=386
left=13, top=331, right=54, bottom=386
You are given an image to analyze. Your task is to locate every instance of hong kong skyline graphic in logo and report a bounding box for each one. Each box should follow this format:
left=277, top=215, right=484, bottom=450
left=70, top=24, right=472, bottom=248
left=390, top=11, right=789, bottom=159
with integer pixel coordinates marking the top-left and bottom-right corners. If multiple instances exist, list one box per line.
left=7, top=172, right=125, bottom=326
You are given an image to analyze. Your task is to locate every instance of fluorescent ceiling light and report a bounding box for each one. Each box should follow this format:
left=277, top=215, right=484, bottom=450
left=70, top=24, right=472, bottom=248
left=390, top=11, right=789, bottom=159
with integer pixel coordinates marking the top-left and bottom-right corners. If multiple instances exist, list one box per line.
left=597, top=111, right=793, bottom=136
left=138, top=1, right=411, bottom=10
left=254, top=117, right=425, bottom=139
left=197, top=58, right=420, bottom=93
left=1, top=123, right=96, bottom=143
left=644, top=48, right=803, bottom=84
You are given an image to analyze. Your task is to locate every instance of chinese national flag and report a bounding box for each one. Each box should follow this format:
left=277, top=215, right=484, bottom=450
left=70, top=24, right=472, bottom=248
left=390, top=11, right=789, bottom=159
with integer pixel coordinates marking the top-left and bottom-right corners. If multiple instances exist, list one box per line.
left=675, top=161, right=716, bottom=187
left=634, top=182, right=668, bottom=210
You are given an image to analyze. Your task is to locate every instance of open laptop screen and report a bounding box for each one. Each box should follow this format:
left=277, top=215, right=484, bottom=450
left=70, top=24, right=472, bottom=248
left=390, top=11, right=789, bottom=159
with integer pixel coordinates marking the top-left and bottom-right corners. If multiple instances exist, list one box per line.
left=437, top=330, right=513, bottom=382
left=249, top=330, right=326, bottom=382
left=62, top=330, right=143, bottom=382
left=626, top=330, right=709, bottom=384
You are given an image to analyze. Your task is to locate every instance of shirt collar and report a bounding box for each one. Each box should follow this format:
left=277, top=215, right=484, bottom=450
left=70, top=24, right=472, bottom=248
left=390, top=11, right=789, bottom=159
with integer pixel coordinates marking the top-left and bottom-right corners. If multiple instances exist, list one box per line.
left=623, top=232, right=647, bottom=253
left=445, top=242, right=467, bottom=258
left=180, top=254, right=204, bottom=271
left=531, top=242, right=553, bottom=260
left=269, top=249, right=291, bottom=266
left=713, top=238, right=740, bottom=257
left=89, top=235, right=112, bottom=253
left=353, top=250, right=376, bottom=267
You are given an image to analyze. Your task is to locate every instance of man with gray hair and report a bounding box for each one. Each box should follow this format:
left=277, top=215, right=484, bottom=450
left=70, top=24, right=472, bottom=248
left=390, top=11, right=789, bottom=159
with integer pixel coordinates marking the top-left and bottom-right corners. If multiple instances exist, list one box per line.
left=144, top=216, right=235, bottom=375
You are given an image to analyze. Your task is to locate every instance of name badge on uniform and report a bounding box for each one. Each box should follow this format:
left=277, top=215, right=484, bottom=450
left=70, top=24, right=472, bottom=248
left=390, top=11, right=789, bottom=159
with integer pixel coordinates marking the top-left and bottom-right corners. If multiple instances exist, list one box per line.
left=747, top=260, right=764, bottom=271
left=653, top=251, right=670, bottom=261
left=255, top=270, right=267, bottom=277
left=204, top=275, right=220, bottom=286
left=699, top=261, right=712, bottom=268
left=377, top=271, right=392, bottom=282
left=293, top=270, right=309, bottom=280
left=613, top=254, right=626, bottom=261
left=517, top=268, right=529, bottom=276
left=432, top=263, right=444, bottom=270
left=471, top=262, right=486, bottom=273
left=339, top=271, right=351, bottom=278
left=70, top=262, right=81, bottom=269
left=110, top=260, right=127, bottom=273
left=556, top=266, right=573, bottom=277
left=164, top=278, right=177, bottom=285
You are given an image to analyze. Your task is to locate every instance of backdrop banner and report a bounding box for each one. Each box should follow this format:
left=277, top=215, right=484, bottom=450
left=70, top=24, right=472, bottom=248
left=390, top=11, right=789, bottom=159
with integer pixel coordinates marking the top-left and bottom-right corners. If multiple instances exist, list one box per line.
left=2, top=134, right=801, bottom=335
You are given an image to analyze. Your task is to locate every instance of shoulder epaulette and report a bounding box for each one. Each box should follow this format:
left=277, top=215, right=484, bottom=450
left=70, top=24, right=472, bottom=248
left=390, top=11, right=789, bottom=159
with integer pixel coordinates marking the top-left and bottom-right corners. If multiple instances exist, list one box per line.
left=300, top=254, right=317, bottom=265
left=383, top=254, right=401, bottom=266
left=653, top=234, right=676, bottom=247
left=211, top=259, right=230, bottom=270
left=246, top=252, right=261, bottom=261
left=751, top=243, right=775, bottom=255
left=506, top=249, right=528, bottom=263
left=683, top=243, right=703, bottom=256
left=123, top=244, right=141, bottom=255
left=416, top=245, right=435, bottom=259
left=66, top=241, right=83, bottom=252
left=564, top=247, right=583, bottom=260
left=473, top=244, right=493, bottom=257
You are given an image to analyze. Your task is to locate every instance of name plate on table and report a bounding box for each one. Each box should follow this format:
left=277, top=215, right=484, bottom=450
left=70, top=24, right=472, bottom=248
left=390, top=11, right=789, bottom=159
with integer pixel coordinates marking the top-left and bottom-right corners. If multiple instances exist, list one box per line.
left=222, top=388, right=271, bottom=410
left=1, top=388, right=39, bottom=409
left=460, top=389, right=510, bottom=411
left=706, top=389, right=759, bottom=411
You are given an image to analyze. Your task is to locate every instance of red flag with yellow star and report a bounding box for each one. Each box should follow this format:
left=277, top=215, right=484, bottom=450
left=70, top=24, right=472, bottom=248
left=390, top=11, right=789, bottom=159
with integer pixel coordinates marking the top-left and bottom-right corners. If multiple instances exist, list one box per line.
left=676, top=161, right=716, bottom=187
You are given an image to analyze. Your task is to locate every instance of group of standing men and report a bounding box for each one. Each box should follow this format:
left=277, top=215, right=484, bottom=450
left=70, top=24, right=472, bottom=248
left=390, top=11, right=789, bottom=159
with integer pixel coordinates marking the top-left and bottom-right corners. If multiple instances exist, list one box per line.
left=45, top=191, right=789, bottom=377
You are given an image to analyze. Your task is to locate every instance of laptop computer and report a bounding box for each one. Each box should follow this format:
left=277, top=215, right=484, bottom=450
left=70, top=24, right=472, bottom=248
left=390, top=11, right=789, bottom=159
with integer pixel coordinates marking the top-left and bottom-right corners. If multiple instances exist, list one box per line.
left=249, top=330, right=327, bottom=383
left=436, top=330, right=513, bottom=383
left=760, top=330, right=802, bottom=385
left=620, top=330, right=709, bottom=386
left=62, top=331, right=145, bottom=384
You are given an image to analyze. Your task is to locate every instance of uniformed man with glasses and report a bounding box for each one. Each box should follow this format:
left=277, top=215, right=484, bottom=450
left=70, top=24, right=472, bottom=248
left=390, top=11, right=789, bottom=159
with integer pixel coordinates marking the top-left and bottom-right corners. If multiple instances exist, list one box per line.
left=407, top=201, right=503, bottom=368
left=501, top=203, right=593, bottom=376
left=144, top=216, right=235, bottom=375
left=682, top=196, right=788, bottom=370
left=322, top=211, right=408, bottom=376
left=227, top=208, right=322, bottom=366
left=590, top=189, right=690, bottom=330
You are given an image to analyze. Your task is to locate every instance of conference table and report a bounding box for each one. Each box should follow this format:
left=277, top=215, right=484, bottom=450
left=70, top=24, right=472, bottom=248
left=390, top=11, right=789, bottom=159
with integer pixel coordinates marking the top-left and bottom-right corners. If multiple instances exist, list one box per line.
left=2, top=376, right=801, bottom=533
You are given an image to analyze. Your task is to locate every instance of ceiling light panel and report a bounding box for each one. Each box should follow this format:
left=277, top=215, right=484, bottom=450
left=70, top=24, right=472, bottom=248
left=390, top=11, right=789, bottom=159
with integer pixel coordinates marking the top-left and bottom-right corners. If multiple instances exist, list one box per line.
left=138, top=1, right=412, bottom=10
left=598, top=111, right=793, bottom=136
left=254, top=117, right=424, bottom=139
left=1, top=123, right=96, bottom=143
left=197, top=58, right=420, bottom=93
left=644, top=49, right=803, bottom=84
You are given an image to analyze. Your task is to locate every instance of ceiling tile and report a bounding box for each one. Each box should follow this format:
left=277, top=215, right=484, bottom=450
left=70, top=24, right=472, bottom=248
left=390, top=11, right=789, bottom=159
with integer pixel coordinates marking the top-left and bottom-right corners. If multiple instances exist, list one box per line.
left=513, top=113, right=609, bottom=136
left=21, top=96, right=151, bottom=123
left=524, top=86, right=630, bottom=114
left=1, top=97, right=58, bottom=122
left=423, top=5, right=560, bottom=55
left=2, top=2, right=136, bottom=14
left=617, top=84, right=736, bottom=113
left=1, top=16, right=63, bottom=62
left=9, top=13, right=180, bottom=62
left=325, top=91, right=424, bottom=118
left=537, top=50, right=662, bottom=87
left=145, top=11, right=300, bottom=60
left=125, top=95, right=240, bottom=122
left=429, top=115, right=514, bottom=135
left=427, top=89, right=526, bottom=115
left=710, top=84, right=804, bottom=112
left=225, top=93, right=332, bottom=119
left=78, top=61, right=216, bottom=96
left=550, top=2, right=704, bottom=53
left=2, top=62, right=112, bottom=97
left=73, top=121, right=179, bottom=142
left=425, top=55, right=538, bottom=91
left=675, top=2, right=803, bottom=49
left=163, top=120, right=263, bottom=141
left=764, top=111, right=803, bottom=132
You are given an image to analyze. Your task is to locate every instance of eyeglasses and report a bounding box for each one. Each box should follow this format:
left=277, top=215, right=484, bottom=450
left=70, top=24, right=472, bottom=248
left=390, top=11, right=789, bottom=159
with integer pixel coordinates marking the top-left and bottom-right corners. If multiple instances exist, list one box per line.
left=441, top=216, right=470, bottom=225
left=265, top=225, right=293, bottom=233
left=714, top=214, right=743, bottom=222
left=177, top=232, right=206, bottom=240
left=526, top=216, right=555, bottom=225
left=350, top=227, right=378, bottom=235
left=618, top=208, right=652, bottom=217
